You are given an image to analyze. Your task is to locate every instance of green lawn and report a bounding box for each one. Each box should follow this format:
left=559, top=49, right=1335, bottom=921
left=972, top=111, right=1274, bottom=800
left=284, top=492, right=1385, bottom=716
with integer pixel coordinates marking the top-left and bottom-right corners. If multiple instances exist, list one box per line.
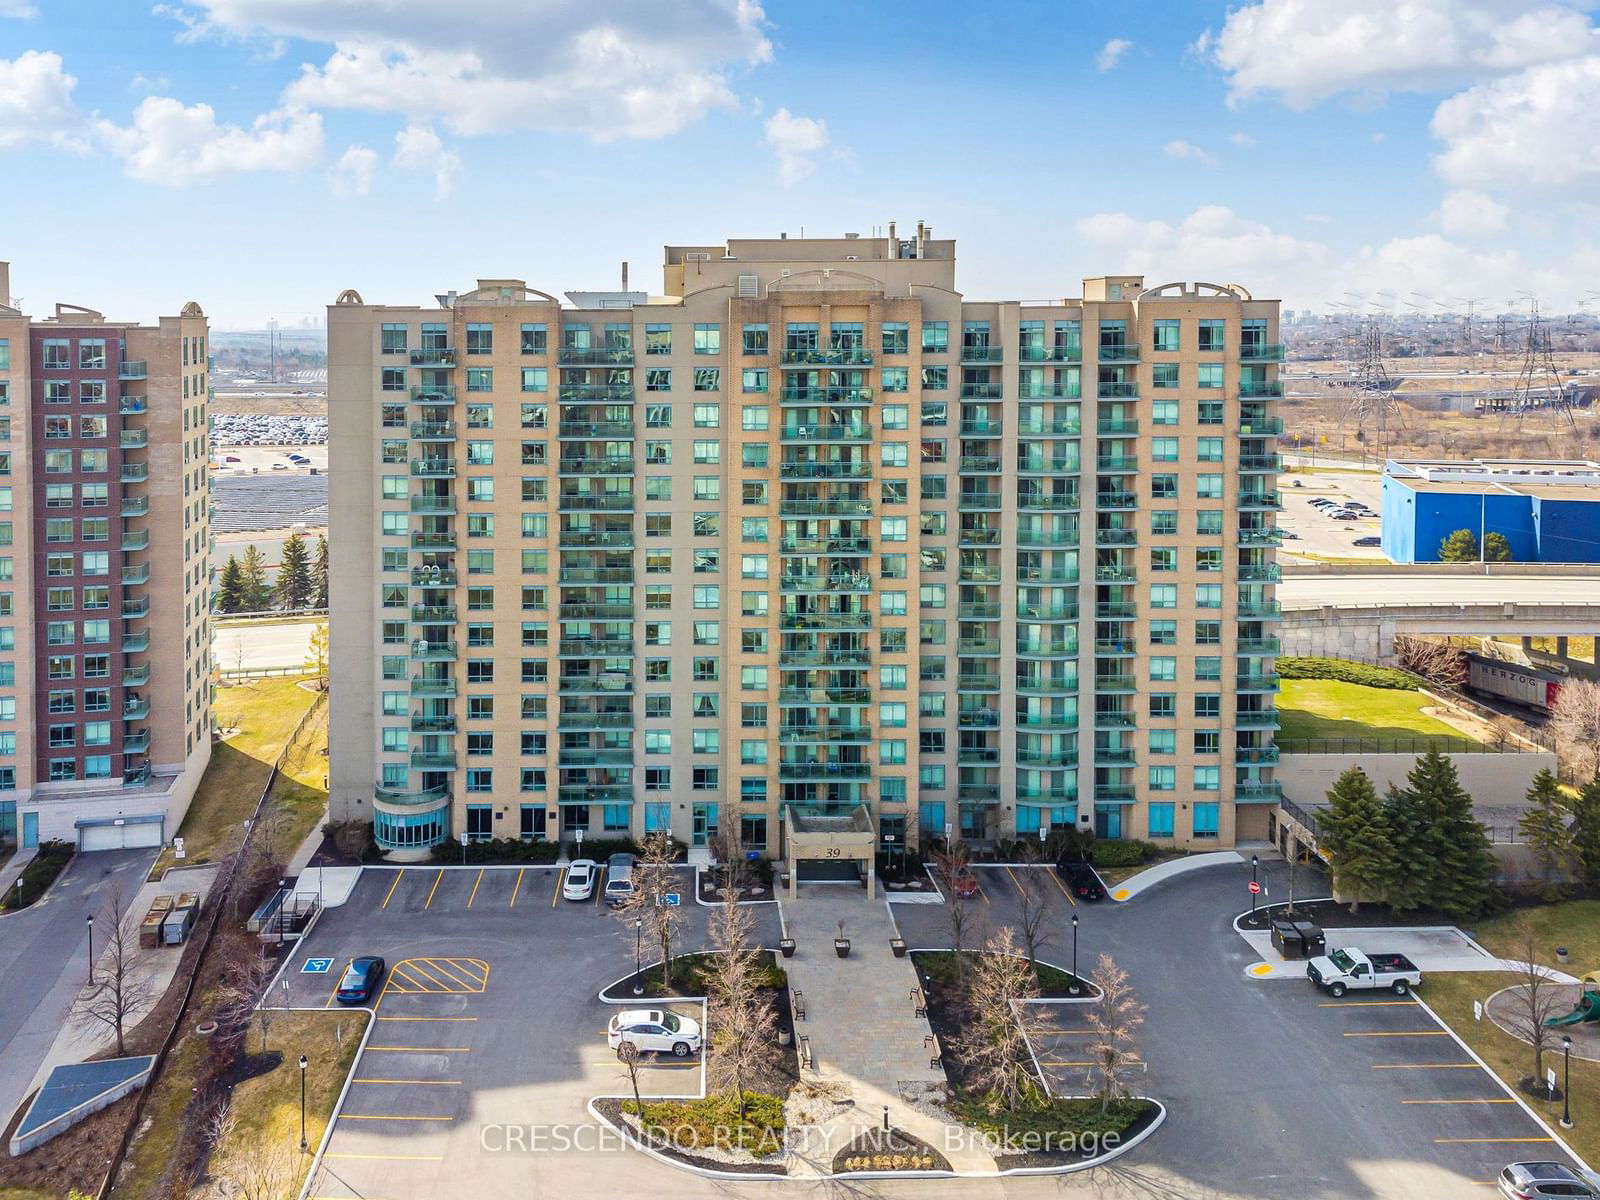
left=1276, top=678, right=1482, bottom=752
left=148, top=678, right=324, bottom=880
left=1468, top=901, right=1600, bottom=978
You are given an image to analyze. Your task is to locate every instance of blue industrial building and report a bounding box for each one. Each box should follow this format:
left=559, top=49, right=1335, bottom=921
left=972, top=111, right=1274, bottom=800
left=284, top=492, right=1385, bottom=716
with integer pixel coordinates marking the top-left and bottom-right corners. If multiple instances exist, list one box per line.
left=1382, top=459, right=1600, bottom=563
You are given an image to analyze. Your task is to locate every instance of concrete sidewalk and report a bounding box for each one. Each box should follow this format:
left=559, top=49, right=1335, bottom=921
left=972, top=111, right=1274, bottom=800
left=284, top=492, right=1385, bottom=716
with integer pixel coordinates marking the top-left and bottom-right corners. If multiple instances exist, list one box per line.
left=1239, top=921, right=1582, bottom=982
left=0, top=846, right=37, bottom=902
left=776, top=889, right=991, bottom=1175
left=1109, top=850, right=1243, bottom=902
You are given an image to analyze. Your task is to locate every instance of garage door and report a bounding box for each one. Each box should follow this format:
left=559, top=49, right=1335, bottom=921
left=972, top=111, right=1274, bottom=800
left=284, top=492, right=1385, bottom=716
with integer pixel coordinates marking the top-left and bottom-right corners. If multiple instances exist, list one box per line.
left=78, top=821, right=163, bottom=851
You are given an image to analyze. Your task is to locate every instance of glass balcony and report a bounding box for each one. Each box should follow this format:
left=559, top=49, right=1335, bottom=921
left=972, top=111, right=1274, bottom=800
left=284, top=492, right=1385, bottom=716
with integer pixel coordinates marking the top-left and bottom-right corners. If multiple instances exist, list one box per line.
left=957, top=673, right=1002, bottom=692
left=558, top=675, right=634, bottom=694
left=1238, top=601, right=1282, bottom=620
left=1096, top=787, right=1137, bottom=805
left=959, top=455, right=1002, bottom=474
left=780, top=574, right=872, bottom=594
left=1236, top=709, right=1280, bottom=729
left=1018, top=677, right=1079, bottom=694
left=559, top=494, right=635, bottom=512
left=957, top=637, right=1001, bottom=655
left=558, top=531, right=635, bottom=549
left=559, top=748, right=635, bottom=767
left=778, top=536, right=871, bottom=555
left=410, top=496, right=456, bottom=514
left=123, top=697, right=151, bottom=720
left=1239, top=565, right=1281, bottom=583
left=411, top=604, right=457, bottom=622
left=1095, top=455, right=1138, bottom=472
left=957, top=492, right=1002, bottom=511
left=1096, top=490, right=1138, bottom=510
left=1095, top=528, right=1137, bottom=547
left=556, top=711, right=633, bottom=729
left=1017, top=418, right=1082, bottom=437
left=1240, top=380, right=1284, bottom=398
left=1017, top=458, right=1080, bottom=475
left=560, top=638, right=634, bottom=656
left=1093, top=674, right=1136, bottom=693
left=1094, top=638, right=1136, bottom=655
left=778, top=761, right=872, bottom=781
left=1019, top=345, right=1081, bottom=363
left=779, top=461, right=871, bottom=480
left=121, top=461, right=149, bottom=484
left=560, top=457, right=634, bottom=476
left=959, top=784, right=1002, bottom=804
left=558, top=346, right=634, bottom=365
left=1237, top=529, right=1282, bottom=547
left=1241, top=343, right=1285, bottom=363
left=958, top=528, right=1001, bottom=546
left=1017, top=603, right=1079, bottom=621
left=1236, top=746, right=1281, bottom=766
left=1236, top=673, right=1281, bottom=691
left=410, top=639, right=457, bottom=660
left=411, top=531, right=457, bottom=550
left=411, top=458, right=456, bottom=478
left=1096, top=603, right=1136, bottom=621
left=1238, top=417, right=1284, bottom=436
left=958, top=707, right=1000, bottom=728
left=1015, top=786, right=1077, bottom=804
left=960, top=420, right=1003, bottom=437
left=119, top=395, right=148, bottom=415
left=1017, top=640, right=1077, bottom=657
left=375, top=784, right=450, bottom=809
left=780, top=422, right=872, bottom=443
left=121, top=563, right=150, bottom=586
left=410, top=384, right=457, bottom=403
left=958, top=564, right=1001, bottom=584
left=1096, top=419, right=1139, bottom=436
left=1017, top=712, right=1078, bottom=731
left=1096, top=382, right=1138, bottom=399
left=1017, top=529, right=1077, bottom=547
left=120, top=428, right=148, bottom=450
left=1236, top=781, right=1283, bottom=803
left=779, top=500, right=874, bottom=517
left=1239, top=455, right=1282, bottom=473
left=959, top=383, right=1003, bottom=400
left=411, top=714, right=457, bottom=733
left=410, top=749, right=458, bottom=770
left=560, top=420, right=635, bottom=439
left=959, top=602, right=1001, bottom=620
left=123, top=764, right=151, bottom=788
left=960, top=344, right=1003, bottom=363
left=1095, top=566, right=1138, bottom=584
left=1238, top=492, right=1283, bottom=510
left=558, top=785, right=633, bottom=805
left=1017, top=747, right=1078, bottom=768
left=122, top=630, right=150, bottom=653
left=122, top=595, right=150, bottom=619
left=779, top=687, right=873, bottom=705
left=779, top=347, right=873, bottom=366
left=411, top=566, right=458, bottom=586
left=118, top=360, right=148, bottom=380
left=958, top=746, right=1002, bottom=764
left=121, top=529, right=150, bottom=551
left=1097, top=344, right=1140, bottom=362
left=1236, top=637, right=1281, bottom=654
left=779, top=726, right=872, bottom=745
left=559, top=567, right=634, bottom=583
left=559, top=384, right=635, bottom=402
left=122, top=663, right=151, bottom=686
left=781, top=612, right=873, bottom=631
left=1095, top=747, right=1135, bottom=765
left=410, top=676, right=457, bottom=696
left=780, top=387, right=874, bottom=405
left=1017, top=384, right=1076, bottom=399
left=778, top=649, right=872, bottom=668
left=409, top=348, right=456, bottom=366
left=121, top=496, right=149, bottom=518
left=1017, top=564, right=1079, bottom=582
left=411, top=421, right=457, bottom=440
left=557, top=603, right=634, bottom=620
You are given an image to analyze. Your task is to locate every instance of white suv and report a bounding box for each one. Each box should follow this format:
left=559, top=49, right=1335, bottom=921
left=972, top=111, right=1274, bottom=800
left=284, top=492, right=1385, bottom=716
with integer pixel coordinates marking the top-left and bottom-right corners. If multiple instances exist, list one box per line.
left=607, top=1009, right=702, bottom=1058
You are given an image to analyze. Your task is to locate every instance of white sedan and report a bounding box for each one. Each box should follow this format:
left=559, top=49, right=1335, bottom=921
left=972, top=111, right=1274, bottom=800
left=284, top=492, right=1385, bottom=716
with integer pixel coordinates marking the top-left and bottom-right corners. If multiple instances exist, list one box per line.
left=561, top=859, right=599, bottom=901
left=607, top=1009, right=702, bottom=1058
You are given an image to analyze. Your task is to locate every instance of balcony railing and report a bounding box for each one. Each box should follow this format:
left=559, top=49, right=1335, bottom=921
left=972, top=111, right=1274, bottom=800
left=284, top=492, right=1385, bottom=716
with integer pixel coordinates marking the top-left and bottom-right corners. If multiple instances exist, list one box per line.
left=122, top=630, right=150, bottom=653
left=1239, top=564, right=1281, bottom=583
left=779, top=347, right=873, bottom=366
left=1239, top=380, right=1284, bottom=398
left=409, top=348, right=456, bottom=366
left=959, top=383, right=1002, bottom=400
left=779, top=500, right=874, bottom=517
left=121, top=461, right=149, bottom=483
left=410, top=384, right=457, bottom=403
left=780, top=387, right=874, bottom=405
left=410, top=750, right=458, bottom=770
left=1238, top=529, right=1282, bottom=547
left=959, top=455, right=1002, bottom=474
left=1095, top=455, right=1138, bottom=472
left=779, top=687, right=872, bottom=705
left=1096, top=490, right=1138, bottom=510
left=558, top=494, right=635, bottom=511
left=957, top=492, right=1002, bottom=511
left=958, top=528, right=1001, bottom=546
left=559, top=457, right=634, bottom=475
left=411, top=714, right=457, bottom=734
left=959, top=344, right=1004, bottom=363
left=1236, top=673, right=1282, bottom=691
left=960, top=420, right=1003, bottom=437
left=778, top=536, right=871, bottom=555
left=560, top=420, right=635, bottom=439
left=375, top=784, right=450, bottom=809
left=1239, top=455, right=1282, bottom=472
left=122, top=596, right=150, bottom=619
left=1097, top=344, right=1140, bottom=362
left=1018, top=677, right=1079, bottom=694
left=121, top=563, right=150, bottom=586
left=779, top=461, right=871, bottom=480
left=559, top=638, right=634, bottom=656
left=558, top=531, right=635, bottom=549
left=1019, top=345, right=1082, bottom=363
left=411, top=459, right=456, bottom=478
left=780, top=423, right=872, bottom=443
left=556, top=711, right=633, bottom=729
left=558, top=346, right=635, bottom=365
left=411, top=604, right=457, bottom=622
left=779, top=761, right=872, bottom=780
left=1236, top=781, right=1284, bottom=803
left=1236, top=709, right=1280, bottom=729
left=1096, top=382, right=1138, bottom=399
left=1236, top=746, right=1281, bottom=766
left=411, top=566, right=458, bottom=586
left=123, top=697, right=151, bottom=720
left=1238, top=492, right=1283, bottom=510
left=411, top=531, right=456, bottom=550
left=1241, top=343, right=1285, bottom=362
left=1096, top=419, right=1139, bottom=436
left=411, top=421, right=457, bottom=440
left=120, top=428, right=148, bottom=450
left=1238, top=418, right=1284, bottom=436
left=560, top=384, right=635, bottom=402
left=121, top=529, right=150, bottom=552
left=1095, top=528, right=1137, bottom=547
left=1016, top=418, right=1082, bottom=437
left=410, top=676, right=457, bottom=696
left=410, top=496, right=456, bottom=514
left=118, top=360, right=148, bottom=380
left=559, top=567, right=633, bottom=583
left=122, top=663, right=151, bottom=687
left=410, top=639, right=457, bottom=660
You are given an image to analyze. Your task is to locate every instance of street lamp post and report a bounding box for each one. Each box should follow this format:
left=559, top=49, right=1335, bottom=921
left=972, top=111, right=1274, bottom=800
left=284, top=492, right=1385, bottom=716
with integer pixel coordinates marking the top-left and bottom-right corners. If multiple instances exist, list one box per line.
left=1250, top=855, right=1260, bottom=925
left=299, top=1054, right=309, bottom=1151
left=1561, top=1035, right=1574, bottom=1129
left=85, top=915, right=94, bottom=985
left=633, top=918, right=644, bottom=996
left=1070, top=914, right=1080, bottom=996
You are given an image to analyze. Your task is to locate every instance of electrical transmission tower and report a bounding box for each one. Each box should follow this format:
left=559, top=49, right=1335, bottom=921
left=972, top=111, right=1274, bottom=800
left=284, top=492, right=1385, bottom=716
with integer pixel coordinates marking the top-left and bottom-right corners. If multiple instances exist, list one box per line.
left=1502, top=302, right=1573, bottom=428
left=1341, top=322, right=1404, bottom=457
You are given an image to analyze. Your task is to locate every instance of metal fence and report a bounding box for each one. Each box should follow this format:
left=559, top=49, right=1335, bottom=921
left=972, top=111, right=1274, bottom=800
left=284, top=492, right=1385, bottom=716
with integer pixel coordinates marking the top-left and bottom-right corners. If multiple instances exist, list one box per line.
left=1275, top=735, right=1527, bottom=756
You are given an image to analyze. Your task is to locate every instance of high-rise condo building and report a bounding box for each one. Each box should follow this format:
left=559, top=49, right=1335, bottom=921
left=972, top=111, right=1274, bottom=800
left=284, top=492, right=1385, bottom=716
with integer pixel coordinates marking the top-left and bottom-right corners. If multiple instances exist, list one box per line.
left=328, top=228, right=1281, bottom=872
left=0, top=262, right=213, bottom=851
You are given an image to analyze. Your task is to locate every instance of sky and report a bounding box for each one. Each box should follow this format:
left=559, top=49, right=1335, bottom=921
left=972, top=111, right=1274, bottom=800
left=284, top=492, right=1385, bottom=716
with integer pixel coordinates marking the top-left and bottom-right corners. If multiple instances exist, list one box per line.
left=3, top=0, right=1600, bottom=327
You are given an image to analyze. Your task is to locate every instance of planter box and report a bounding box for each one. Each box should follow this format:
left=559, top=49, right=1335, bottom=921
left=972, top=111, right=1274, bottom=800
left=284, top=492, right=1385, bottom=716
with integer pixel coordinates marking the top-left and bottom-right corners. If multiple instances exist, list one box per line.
left=779, top=938, right=796, bottom=958
left=890, top=938, right=907, bottom=958
left=835, top=939, right=851, bottom=958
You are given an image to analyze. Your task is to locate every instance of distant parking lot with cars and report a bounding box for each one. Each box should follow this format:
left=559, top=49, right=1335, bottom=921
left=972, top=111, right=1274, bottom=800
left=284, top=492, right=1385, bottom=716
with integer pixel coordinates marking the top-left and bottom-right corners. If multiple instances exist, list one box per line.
left=1279, top=468, right=1389, bottom=560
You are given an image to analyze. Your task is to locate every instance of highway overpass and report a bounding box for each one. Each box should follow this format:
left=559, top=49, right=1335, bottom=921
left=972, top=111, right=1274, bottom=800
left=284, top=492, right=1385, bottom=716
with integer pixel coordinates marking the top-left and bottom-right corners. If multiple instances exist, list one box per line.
left=1278, top=567, right=1600, bottom=659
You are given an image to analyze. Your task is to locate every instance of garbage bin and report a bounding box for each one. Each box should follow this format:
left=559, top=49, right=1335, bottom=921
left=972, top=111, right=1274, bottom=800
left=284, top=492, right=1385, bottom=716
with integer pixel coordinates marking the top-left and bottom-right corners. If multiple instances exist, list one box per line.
left=1293, top=921, right=1326, bottom=958
left=1270, top=918, right=1305, bottom=959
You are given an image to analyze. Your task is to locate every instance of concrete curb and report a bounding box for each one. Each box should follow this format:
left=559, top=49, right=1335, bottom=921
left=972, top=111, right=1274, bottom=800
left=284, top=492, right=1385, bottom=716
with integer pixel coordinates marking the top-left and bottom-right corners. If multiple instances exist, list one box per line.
left=294, top=1006, right=378, bottom=1200
left=1108, top=851, right=1243, bottom=902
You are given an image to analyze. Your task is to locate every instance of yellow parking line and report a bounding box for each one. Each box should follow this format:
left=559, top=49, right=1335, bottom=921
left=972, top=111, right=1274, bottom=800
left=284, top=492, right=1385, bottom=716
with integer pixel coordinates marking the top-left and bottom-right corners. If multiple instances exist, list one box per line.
left=1371, top=1063, right=1478, bottom=1069
left=326, top=1153, right=443, bottom=1162
left=552, top=867, right=566, bottom=907
left=975, top=876, right=990, bottom=904
left=1005, top=866, right=1023, bottom=896
left=352, top=1078, right=464, bottom=1086
left=1402, top=1098, right=1516, bottom=1105
left=1435, top=1137, right=1554, bottom=1144
left=1045, top=866, right=1075, bottom=906
left=594, top=867, right=606, bottom=906
left=467, top=869, right=484, bottom=909
left=381, top=870, right=405, bottom=910
left=421, top=957, right=488, bottom=990
left=1319, top=1000, right=1416, bottom=1007
left=376, top=1016, right=477, bottom=1022
left=366, top=1046, right=472, bottom=1053
left=424, top=869, right=444, bottom=909
left=510, top=868, right=525, bottom=908
left=340, top=1114, right=456, bottom=1122
left=399, top=961, right=456, bottom=992
left=1343, top=1031, right=1450, bottom=1037
left=322, top=961, right=350, bottom=1009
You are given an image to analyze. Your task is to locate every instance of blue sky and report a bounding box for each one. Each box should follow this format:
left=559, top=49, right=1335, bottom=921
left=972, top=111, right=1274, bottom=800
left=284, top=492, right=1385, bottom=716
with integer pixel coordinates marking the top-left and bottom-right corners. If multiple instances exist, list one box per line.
left=2, top=0, right=1598, bottom=326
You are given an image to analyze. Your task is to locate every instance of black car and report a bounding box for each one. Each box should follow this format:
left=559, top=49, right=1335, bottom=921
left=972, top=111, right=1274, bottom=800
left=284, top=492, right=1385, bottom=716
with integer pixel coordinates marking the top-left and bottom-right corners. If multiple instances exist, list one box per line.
left=335, top=955, right=385, bottom=1004
left=1055, top=858, right=1107, bottom=902
left=1352, top=536, right=1382, bottom=547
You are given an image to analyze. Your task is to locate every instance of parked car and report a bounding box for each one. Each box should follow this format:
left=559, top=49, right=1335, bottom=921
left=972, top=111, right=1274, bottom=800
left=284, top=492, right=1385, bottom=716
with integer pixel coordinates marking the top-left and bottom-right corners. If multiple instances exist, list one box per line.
left=604, top=852, right=638, bottom=908
left=950, top=868, right=980, bottom=899
left=1055, top=857, right=1107, bottom=902
left=1352, top=536, right=1382, bottom=547
left=607, top=1008, right=702, bottom=1058
left=287, top=453, right=310, bottom=465
left=1497, top=1161, right=1597, bottom=1198
left=335, top=955, right=385, bottom=1004
left=1307, top=947, right=1422, bottom=997
left=222, top=454, right=242, bottom=463
left=562, top=858, right=598, bottom=901
left=1281, top=530, right=1300, bottom=540
left=271, top=461, right=290, bottom=470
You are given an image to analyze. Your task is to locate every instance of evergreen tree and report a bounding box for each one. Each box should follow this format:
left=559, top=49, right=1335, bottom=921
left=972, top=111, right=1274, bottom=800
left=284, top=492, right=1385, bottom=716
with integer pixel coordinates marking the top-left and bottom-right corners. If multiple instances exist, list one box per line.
left=1411, top=749, right=1496, bottom=919
left=1381, top=782, right=1429, bottom=913
left=312, top=534, right=330, bottom=609
left=1317, top=767, right=1398, bottom=912
left=238, top=544, right=272, bottom=612
left=275, top=534, right=313, bottom=611
left=1483, top=532, right=1512, bottom=562
left=1570, top=775, right=1600, bottom=894
left=1518, top=768, right=1575, bottom=900
left=216, top=555, right=245, bottom=614
left=1437, top=529, right=1480, bottom=562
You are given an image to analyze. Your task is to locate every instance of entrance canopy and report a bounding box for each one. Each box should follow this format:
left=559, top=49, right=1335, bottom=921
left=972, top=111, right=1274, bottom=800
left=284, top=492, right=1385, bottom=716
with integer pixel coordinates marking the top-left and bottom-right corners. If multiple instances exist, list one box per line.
left=783, top=804, right=876, bottom=899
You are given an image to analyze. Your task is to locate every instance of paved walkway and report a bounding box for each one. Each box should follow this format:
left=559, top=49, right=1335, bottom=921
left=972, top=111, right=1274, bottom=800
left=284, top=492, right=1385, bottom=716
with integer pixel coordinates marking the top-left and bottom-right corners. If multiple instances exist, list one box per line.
left=1108, top=850, right=1243, bottom=902
left=0, top=846, right=37, bottom=901
left=777, top=889, right=992, bottom=1174
left=1239, top=921, right=1582, bottom=982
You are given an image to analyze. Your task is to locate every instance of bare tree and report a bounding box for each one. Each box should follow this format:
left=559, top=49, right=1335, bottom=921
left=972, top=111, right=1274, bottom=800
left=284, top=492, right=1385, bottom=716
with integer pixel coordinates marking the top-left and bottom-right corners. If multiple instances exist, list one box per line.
left=1010, top=846, right=1055, bottom=980
left=929, top=840, right=979, bottom=974
left=614, top=833, right=684, bottom=991
left=1550, top=678, right=1600, bottom=781
left=74, top=886, right=154, bottom=1056
left=1085, top=953, right=1146, bottom=1115
left=217, top=941, right=278, bottom=1054
left=304, top=621, right=330, bottom=691
left=1395, top=636, right=1467, bottom=688
left=1500, top=921, right=1569, bottom=1094
left=211, top=1109, right=293, bottom=1200
left=616, top=1039, right=649, bottom=1142
left=703, top=886, right=776, bottom=1118
left=952, top=927, right=1051, bottom=1113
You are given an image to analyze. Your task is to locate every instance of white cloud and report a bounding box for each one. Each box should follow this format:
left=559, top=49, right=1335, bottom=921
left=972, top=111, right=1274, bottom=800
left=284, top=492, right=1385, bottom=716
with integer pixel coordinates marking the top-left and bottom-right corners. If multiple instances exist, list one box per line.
left=392, top=123, right=460, bottom=198
left=1162, top=139, right=1216, bottom=167
left=1431, top=188, right=1510, bottom=236
left=762, top=107, right=828, bottom=186
left=1201, top=0, right=1595, bottom=109
left=1095, top=38, right=1132, bottom=72
left=129, top=72, right=172, bottom=95
left=178, top=0, right=772, bottom=140
left=330, top=143, right=377, bottom=196
left=1432, top=55, right=1600, bottom=195
left=97, top=98, right=323, bottom=184
left=0, top=50, right=81, bottom=148
left=0, top=1, right=38, bottom=17
left=1228, top=131, right=1256, bottom=148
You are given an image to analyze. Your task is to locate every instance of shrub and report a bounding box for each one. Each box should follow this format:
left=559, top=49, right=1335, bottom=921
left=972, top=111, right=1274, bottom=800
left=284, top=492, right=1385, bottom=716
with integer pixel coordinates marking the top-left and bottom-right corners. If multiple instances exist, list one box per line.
left=623, top=1091, right=786, bottom=1151
left=1277, top=657, right=1417, bottom=690
left=946, top=1091, right=1154, bottom=1141
left=1087, top=839, right=1158, bottom=868
left=0, top=839, right=75, bottom=911
left=431, top=836, right=562, bottom=865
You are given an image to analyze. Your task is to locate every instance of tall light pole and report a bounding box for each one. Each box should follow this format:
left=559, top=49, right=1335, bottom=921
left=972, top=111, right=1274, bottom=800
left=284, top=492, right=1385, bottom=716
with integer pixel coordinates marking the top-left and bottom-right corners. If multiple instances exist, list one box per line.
left=86, top=915, right=94, bottom=984
left=1561, top=1035, right=1574, bottom=1129
left=298, top=1054, right=309, bottom=1151
left=1070, top=913, right=1080, bottom=996
left=633, top=917, right=644, bottom=996
left=1250, top=855, right=1260, bottom=925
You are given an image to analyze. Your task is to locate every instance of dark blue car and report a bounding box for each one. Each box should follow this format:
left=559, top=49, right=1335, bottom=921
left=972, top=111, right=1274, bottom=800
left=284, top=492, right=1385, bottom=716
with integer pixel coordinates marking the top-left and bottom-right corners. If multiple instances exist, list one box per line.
left=335, top=956, right=385, bottom=1004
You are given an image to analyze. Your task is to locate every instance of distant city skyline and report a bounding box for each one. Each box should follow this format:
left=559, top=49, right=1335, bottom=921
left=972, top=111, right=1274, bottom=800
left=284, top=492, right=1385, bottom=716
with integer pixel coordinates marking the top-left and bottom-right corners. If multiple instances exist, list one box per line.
left=2, top=1, right=1599, bottom=325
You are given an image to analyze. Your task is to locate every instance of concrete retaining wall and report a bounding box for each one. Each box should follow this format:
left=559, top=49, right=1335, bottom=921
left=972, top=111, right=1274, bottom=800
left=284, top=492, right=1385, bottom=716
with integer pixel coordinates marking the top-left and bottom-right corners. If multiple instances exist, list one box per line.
left=8, top=1060, right=152, bottom=1156
left=1277, top=751, right=1558, bottom=810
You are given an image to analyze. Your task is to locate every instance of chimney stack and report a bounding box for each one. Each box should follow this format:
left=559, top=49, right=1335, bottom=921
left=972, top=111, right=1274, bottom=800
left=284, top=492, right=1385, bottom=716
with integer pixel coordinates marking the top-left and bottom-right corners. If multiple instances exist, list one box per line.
left=887, top=222, right=897, bottom=258
left=0, top=262, right=10, bottom=308
left=621, top=261, right=629, bottom=291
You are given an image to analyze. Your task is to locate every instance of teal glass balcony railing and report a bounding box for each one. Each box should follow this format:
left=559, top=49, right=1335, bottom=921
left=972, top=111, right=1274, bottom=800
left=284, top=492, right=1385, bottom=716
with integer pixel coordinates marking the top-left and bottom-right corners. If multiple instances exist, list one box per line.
left=780, top=422, right=873, bottom=443
left=119, top=395, right=148, bottom=415
left=411, top=421, right=457, bottom=440
left=960, top=344, right=1004, bottom=364
left=411, top=566, right=458, bottom=586
left=1240, top=380, right=1284, bottom=398
left=1016, top=418, right=1082, bottom=437
left=120, top=428, right=148, bottom=450
left=121, top=461, right=149, bottom=483
left=559, top=384, right=635, bottom=402
left=559, top=457, right=634, bottom=475
left=1096, top=382, right=1138, bottom=399
left=558, top=346, right=634, bottom=365
left=1018, top=345, right=1081, bottom=363
left=411, top=459, right=456, bottom=478
left=780, top=387, right=874, bottom=405
left=410, top=496, right=456, bottom=514
left=411, top=604, right=457, bottom=622
left=779, top=347, right=873, bottom=366
left=959, top=383, right=1003, bottom=400
left=375, top=784, right=450, bottom=809
left=410, top=639, right=457, bottom=660
left=1238, top=418, right=1284, bottom=436
left=960, top=420, right=1003, bottom=437
left=118, top=360, right=148, bottom=380
left=1239, top=455, right=1282, bottom=472
left=409, top=347, right=456, bottom=366
left=410, top=384, right=457, bottom=403
left=1240, top=343, right=1285, bottom=362
left=410, top=676, right=457, bottom=696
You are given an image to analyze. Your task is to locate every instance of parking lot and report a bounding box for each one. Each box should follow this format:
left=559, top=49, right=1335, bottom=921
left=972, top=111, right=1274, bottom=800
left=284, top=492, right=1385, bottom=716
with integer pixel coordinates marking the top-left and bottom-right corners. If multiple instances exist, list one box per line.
left=1279, top=468, right=1387, bottom=560
left=891, top=861, right=1584, bottom=1196
left=283, top=865, right=779, bottom=1200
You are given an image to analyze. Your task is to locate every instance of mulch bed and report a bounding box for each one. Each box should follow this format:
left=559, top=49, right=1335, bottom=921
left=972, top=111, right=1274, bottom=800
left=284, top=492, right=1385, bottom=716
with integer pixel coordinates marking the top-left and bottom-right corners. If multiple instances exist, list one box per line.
left=833, top=1126, right=951, bottom=1174
left=1238, top=899, right=1472, bottom=932
left=696, top=870, right=775, bottom=903
left=592, top=1098, right=789, bottom=1176
left=989, top=1101, right=1162, bottom=1171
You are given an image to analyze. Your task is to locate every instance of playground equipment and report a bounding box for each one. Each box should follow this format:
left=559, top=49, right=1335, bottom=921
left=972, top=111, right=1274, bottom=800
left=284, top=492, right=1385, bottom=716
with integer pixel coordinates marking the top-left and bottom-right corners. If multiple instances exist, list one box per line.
left=1544, top=990, right=1600, bottom=1027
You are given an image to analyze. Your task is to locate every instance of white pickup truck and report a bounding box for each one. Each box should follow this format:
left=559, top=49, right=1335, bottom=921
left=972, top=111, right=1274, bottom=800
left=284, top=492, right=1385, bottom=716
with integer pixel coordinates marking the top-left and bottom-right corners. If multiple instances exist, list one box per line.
left=1306, top=947, right=1423, bottom=998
